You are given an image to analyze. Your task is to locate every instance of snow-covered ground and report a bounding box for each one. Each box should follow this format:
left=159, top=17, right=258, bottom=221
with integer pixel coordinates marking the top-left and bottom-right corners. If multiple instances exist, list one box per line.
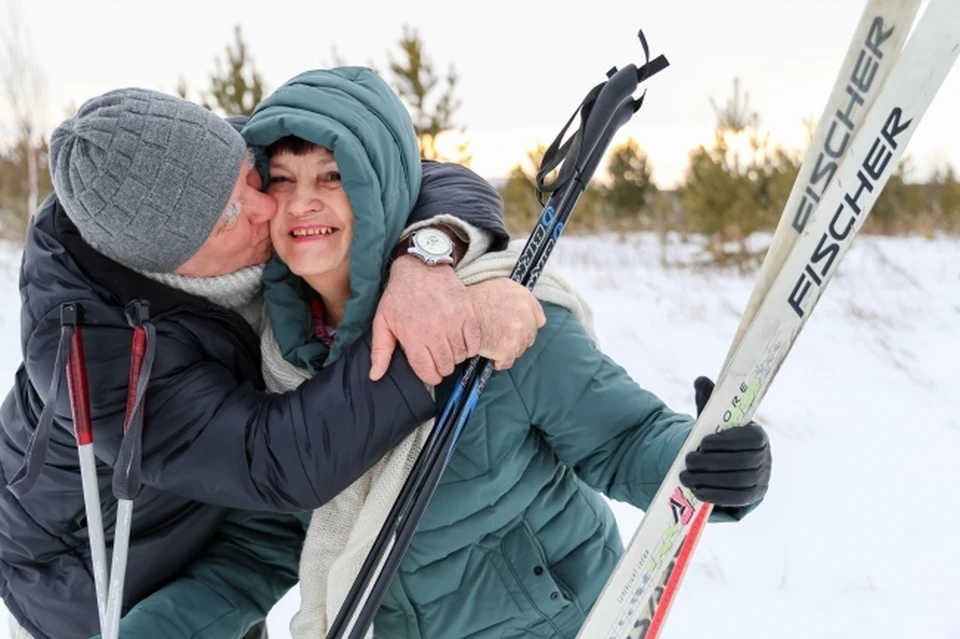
left=1, top=232, right=958, bottom=638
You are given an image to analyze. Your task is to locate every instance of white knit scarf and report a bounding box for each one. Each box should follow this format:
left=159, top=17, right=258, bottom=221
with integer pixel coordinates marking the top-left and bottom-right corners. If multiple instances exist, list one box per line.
left=139, top=265, right=266, bottom=331
left=259, top=238, right=596, bottom=639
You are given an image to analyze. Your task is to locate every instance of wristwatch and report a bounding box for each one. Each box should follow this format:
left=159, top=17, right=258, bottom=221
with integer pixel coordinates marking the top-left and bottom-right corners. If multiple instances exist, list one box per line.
left=391, top=226, right=460, bottom=266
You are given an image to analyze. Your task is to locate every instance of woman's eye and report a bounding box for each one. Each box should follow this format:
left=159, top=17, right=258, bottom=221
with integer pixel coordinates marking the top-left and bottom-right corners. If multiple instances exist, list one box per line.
left=269, top=175, right=291, bottom=184
left=328, top=172, right=342, bottom=183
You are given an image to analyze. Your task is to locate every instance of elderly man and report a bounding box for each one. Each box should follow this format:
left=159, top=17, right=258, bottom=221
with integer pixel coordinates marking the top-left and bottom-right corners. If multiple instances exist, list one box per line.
left=0, top=88, right=544, bottom=639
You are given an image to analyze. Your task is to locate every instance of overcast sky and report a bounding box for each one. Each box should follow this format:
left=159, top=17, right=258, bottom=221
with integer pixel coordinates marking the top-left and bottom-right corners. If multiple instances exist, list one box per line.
left=2, top=0, right=956, bottom=187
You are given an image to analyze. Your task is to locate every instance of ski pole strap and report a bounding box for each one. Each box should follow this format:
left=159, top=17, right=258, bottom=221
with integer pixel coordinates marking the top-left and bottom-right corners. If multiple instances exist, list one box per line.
left=112, top=300, right=155, bottom=501
left=536, top=29, right=669, bottom=205
left=7, top=303, right=81, bottom=497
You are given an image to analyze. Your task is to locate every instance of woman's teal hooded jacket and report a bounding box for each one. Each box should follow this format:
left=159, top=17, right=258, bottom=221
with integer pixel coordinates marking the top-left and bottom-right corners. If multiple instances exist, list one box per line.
left=246, top=67, right=754, bottom=639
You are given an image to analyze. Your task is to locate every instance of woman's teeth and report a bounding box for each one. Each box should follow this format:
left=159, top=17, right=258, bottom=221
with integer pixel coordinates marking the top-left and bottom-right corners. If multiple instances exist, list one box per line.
left=292, top=228, right=336, bottom=237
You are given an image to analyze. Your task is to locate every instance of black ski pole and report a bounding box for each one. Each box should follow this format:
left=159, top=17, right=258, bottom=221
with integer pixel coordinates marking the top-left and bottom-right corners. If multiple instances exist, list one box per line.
left=327, top=29, right=670, bottom=639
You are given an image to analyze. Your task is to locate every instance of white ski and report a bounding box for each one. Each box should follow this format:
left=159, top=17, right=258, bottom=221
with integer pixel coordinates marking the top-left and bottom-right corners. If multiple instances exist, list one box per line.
left=627, top=1, right=922, bottom=635
left=576, top=1, right=960, bottom=637
left=721, top=0, right=922, bottom=376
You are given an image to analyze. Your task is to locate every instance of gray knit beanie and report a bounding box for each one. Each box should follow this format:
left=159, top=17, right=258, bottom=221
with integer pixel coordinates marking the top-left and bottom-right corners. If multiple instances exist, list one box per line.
left=49, top=87, right=248, bottom=272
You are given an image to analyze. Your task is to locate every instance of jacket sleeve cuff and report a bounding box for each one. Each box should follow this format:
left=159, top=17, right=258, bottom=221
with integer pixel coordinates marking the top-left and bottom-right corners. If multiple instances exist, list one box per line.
left=413, top=160, right=510, bottom=249
left=708, top=498, right=762, bottom=523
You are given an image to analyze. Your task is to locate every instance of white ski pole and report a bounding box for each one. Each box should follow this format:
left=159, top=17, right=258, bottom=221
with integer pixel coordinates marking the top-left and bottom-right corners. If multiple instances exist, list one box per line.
left=63, top=302, right=109, bottom=630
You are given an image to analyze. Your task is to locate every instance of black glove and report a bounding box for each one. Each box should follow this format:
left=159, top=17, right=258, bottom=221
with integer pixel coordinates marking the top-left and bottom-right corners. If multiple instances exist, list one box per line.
left=678, top=376, right=772, bottom=508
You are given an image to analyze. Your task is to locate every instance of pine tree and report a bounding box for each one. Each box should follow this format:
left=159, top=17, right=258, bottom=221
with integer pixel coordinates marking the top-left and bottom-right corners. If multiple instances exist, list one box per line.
left=387, top=26, right=469, bottom=164
left=681, top=77, right=792, bottom=265
left=603, top=137, right=655, bottom=221
left=202, top=25, right=266, bottom=117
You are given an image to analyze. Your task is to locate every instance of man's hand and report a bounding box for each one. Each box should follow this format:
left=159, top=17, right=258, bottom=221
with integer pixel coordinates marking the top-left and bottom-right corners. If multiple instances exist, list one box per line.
left=467, top=279, right=546, bottom=371
left=371, top=256, right=481, bottom=385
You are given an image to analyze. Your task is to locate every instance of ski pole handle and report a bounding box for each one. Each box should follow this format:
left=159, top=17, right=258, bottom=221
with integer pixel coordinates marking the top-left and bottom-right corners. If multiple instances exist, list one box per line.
left=577, top=64, right=640, bottom=168
left=578, top=95, right=639, bottom=182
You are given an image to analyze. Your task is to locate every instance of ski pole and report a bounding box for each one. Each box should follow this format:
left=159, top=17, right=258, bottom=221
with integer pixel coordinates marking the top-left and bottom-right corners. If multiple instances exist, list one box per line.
left=62, top=300, right=153, bottom=639
left=102, top=300, right=151, bottom=639
left=62, top=302, right=109, bottom=630
left=327, top=29, right=670, bottom=639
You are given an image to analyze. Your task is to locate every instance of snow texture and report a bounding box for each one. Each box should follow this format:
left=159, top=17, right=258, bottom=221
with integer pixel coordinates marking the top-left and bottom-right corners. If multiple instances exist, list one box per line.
left=0, top=232, right=956, bottom=638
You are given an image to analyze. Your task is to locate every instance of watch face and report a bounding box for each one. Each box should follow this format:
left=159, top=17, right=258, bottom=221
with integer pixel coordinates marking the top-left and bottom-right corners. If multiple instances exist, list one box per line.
left=414, top=228, right=453, bottom=257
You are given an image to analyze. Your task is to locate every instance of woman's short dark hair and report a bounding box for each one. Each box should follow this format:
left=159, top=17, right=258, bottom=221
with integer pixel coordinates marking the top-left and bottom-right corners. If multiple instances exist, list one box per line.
left=265, top=135, right=322, bottom=158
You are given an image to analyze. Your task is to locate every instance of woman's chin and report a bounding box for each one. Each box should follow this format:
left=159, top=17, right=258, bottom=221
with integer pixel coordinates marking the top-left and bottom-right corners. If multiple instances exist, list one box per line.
left=286, top=259, right=339, bottom=282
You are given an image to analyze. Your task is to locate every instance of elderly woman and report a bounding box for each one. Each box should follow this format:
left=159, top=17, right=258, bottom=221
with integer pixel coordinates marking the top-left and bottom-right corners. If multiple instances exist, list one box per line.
left=236, top=66, right=773, bottom=639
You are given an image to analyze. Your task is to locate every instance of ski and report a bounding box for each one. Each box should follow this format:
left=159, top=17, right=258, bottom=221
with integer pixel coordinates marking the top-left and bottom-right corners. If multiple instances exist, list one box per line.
left=636, top=1, right=923, bottom=636
left=575, top=1, right=960, bottom=637
left=720, top=0, right=922, bottom=376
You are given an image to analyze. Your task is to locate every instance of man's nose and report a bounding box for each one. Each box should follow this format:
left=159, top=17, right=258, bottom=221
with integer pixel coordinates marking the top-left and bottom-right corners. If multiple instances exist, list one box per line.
left=245, top=189, right=277, bottom=224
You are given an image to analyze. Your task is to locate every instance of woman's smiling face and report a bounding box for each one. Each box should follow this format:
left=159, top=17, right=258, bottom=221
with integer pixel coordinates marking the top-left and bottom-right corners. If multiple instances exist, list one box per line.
left=267, top=143, right=354, bottom=287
